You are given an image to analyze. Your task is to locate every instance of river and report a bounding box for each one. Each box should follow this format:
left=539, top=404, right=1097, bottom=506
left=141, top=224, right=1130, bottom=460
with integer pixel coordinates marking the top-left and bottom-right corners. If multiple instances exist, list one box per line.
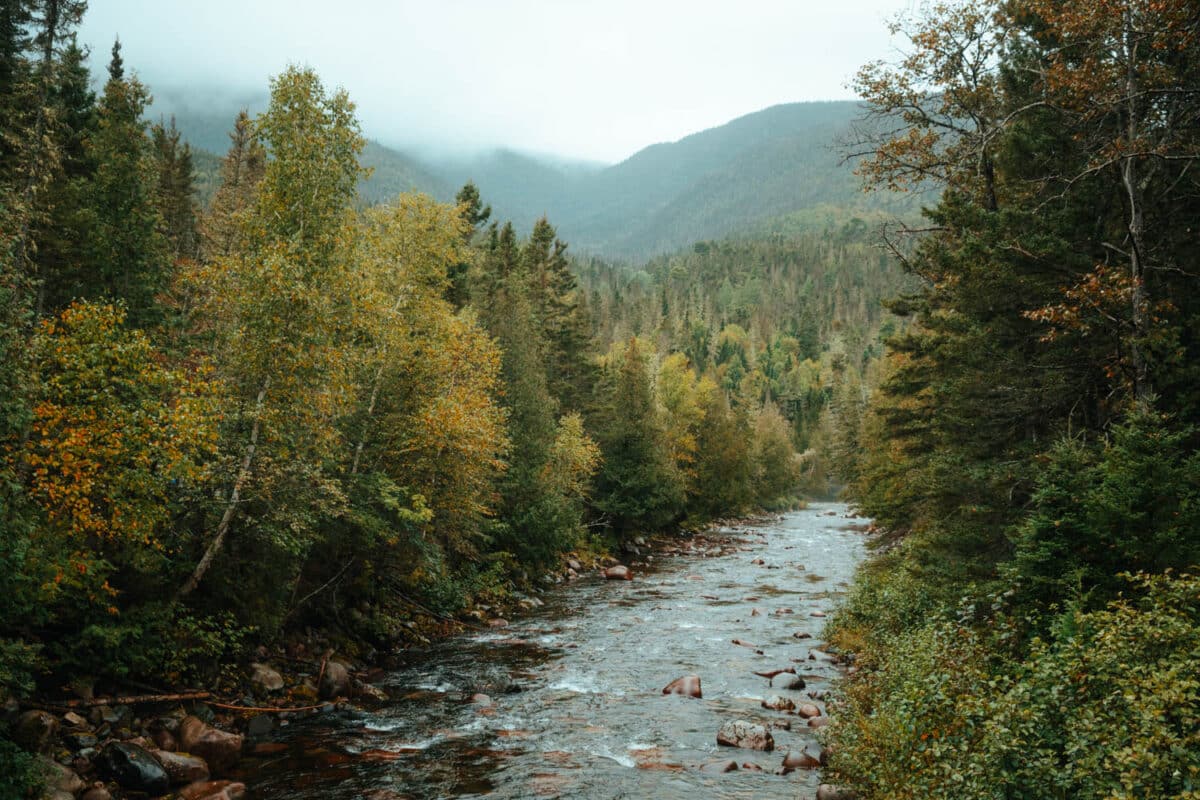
left=238, top=503, right=866, bottom=799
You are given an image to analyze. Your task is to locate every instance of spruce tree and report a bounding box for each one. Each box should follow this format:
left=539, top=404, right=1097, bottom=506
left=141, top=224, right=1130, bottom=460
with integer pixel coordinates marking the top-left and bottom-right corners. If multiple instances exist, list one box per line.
left=80, top=39, right=167, bottom=325
left=593, top=338, right=683, bottom=536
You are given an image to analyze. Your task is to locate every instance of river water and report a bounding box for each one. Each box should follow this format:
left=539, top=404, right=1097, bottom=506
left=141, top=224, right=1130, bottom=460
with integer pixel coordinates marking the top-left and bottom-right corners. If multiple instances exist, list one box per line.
left=240, top=503, right=866, bottom=799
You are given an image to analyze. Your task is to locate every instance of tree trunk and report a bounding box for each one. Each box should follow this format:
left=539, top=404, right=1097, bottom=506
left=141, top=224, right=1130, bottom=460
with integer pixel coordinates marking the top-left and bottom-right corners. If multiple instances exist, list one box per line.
left=1122, top=8, right=1152, bottom=407
left=177, top=377, right=269, bottom=598
left=349, top=294, right=404, bottom=475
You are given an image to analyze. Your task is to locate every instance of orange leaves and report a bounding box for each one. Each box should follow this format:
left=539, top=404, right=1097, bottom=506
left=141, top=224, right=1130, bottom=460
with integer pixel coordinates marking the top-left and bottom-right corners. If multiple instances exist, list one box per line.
left=1024, top=264, right=1134, bottom=341
left=24, top=302, right=217, bottom=550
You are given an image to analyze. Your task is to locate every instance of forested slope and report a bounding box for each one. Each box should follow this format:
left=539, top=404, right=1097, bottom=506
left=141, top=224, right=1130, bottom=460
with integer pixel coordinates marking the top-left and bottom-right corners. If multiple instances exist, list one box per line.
left=822, top=2, right=1200, bottom=798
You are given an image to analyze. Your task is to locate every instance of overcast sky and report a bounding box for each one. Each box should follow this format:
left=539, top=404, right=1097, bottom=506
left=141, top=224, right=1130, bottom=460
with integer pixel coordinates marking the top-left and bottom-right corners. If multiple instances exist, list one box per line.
left=78, top=0, right=912, bottom=163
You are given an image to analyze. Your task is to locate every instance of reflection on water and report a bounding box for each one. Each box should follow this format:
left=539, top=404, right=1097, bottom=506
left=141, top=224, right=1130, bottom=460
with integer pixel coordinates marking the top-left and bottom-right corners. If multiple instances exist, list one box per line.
left=237, top=503, right=866, bottom=799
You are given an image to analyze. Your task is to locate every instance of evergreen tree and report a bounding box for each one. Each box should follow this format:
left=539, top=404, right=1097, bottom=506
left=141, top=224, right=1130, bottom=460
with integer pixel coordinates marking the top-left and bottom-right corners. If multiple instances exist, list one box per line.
left=151, top=116, right=199, bottom=261
left=447, top=181, right=489, bottom=308
left=593, top=338, right=683, bottom=536
left=80, top=40, right=167, bottom=325
left=30, top=39, right=95, bottom=313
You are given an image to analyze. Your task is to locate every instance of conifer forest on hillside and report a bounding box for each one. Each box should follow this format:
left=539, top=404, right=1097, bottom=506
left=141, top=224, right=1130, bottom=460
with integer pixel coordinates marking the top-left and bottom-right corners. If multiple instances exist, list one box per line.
left=1, top=1, right=1199, bottom=798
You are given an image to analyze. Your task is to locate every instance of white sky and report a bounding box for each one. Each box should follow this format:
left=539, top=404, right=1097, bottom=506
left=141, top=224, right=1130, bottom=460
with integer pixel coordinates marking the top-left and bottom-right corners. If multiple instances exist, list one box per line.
left=79, top=0, right=912, bottom=163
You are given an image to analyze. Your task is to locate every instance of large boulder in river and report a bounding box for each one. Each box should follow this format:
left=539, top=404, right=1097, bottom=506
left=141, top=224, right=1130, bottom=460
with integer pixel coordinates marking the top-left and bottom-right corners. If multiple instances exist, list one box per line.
left=178, top=716, right=243, bottom=773
left=604, top=565, right=632, bottom=580
left=95, top=742, right=170, bottom=795
left=716, top=720, right=774, bottom=751
left=662, top=675, right=702, bottom=698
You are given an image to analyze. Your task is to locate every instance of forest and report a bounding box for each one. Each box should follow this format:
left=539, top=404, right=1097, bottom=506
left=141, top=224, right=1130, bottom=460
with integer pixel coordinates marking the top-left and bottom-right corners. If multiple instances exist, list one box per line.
left=0, top=3, right=903, bottom=794
left=822, top=1, right=1200, bottom=797
left=3, top=0, right=1199, bottom=798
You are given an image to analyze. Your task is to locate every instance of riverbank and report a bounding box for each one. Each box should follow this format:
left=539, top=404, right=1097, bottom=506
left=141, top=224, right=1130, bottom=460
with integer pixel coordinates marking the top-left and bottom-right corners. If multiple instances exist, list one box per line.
left=9, top=512, right=811, bottom=800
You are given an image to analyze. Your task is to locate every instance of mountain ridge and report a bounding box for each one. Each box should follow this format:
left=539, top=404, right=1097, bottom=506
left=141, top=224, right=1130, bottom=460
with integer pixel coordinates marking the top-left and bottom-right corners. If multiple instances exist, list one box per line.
left=175, top=98, right=906, bottom=261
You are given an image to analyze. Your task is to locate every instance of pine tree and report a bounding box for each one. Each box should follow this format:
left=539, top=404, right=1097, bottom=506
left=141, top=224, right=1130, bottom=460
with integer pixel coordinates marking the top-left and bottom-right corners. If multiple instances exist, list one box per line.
left=151, top=116, right=199, bottom=261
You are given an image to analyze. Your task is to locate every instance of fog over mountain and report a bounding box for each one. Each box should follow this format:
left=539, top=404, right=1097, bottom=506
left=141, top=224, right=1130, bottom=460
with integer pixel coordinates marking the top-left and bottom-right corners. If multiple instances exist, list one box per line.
left=79, top=0, right=912, bottom=163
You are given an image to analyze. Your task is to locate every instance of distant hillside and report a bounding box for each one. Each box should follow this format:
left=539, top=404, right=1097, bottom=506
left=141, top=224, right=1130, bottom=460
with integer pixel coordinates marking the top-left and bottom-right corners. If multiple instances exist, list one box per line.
left=161, top=97, right=911, bottom=262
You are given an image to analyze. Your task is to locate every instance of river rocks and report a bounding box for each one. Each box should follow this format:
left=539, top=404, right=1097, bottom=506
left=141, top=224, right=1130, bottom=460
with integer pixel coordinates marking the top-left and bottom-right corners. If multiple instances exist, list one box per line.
left=661, top=676, right=702, bottom=698
left=470, top=693, right=494, bottom=706
left=151, top=725, right=178, bottom=752
left=781, top=744, right=823, bottom=771
left=700, top=758, right=739, bottom=773
left=179, top=779, right=247, bottom=800
left=793, top=631, right=813, bottom=639
left=178, top=716, right=244, bottom=773
left=96, top=742, right=170, bottom=795
left=356, top=683, right=389, bottom=702
left=567, top=559, right=582, bottom=572
left=808, top=715, right=830, bottom=729
left=771, top=673, right=806, bottom=691
left=62, top=711, right=88, bottom=729
left=319, top=660, right=352, bottom=699
left=716, top=720, right=774, bottom=751
left=14, top=709, right=58, bottom=752
left=795, top=702, right=822, bottom=719
left=249, top=662, right=284, bottom=694
left=761, top=694, right=795, bottom=711
left=152, top=749, right=211, bottom=784
left=604, top=565, right=632, bottom=580
left=64, top=730, right=98, bottom=749
left=817, top=785, right=859, bottom=800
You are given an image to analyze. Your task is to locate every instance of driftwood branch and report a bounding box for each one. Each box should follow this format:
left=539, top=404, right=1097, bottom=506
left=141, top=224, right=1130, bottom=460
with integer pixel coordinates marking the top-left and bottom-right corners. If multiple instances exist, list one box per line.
left=23, top=691, right=212, bottom=710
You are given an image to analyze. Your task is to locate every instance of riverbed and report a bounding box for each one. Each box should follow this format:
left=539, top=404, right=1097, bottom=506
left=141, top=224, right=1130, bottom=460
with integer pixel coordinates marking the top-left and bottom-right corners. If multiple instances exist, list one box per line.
left=238, top=503, right=866, bottom=799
